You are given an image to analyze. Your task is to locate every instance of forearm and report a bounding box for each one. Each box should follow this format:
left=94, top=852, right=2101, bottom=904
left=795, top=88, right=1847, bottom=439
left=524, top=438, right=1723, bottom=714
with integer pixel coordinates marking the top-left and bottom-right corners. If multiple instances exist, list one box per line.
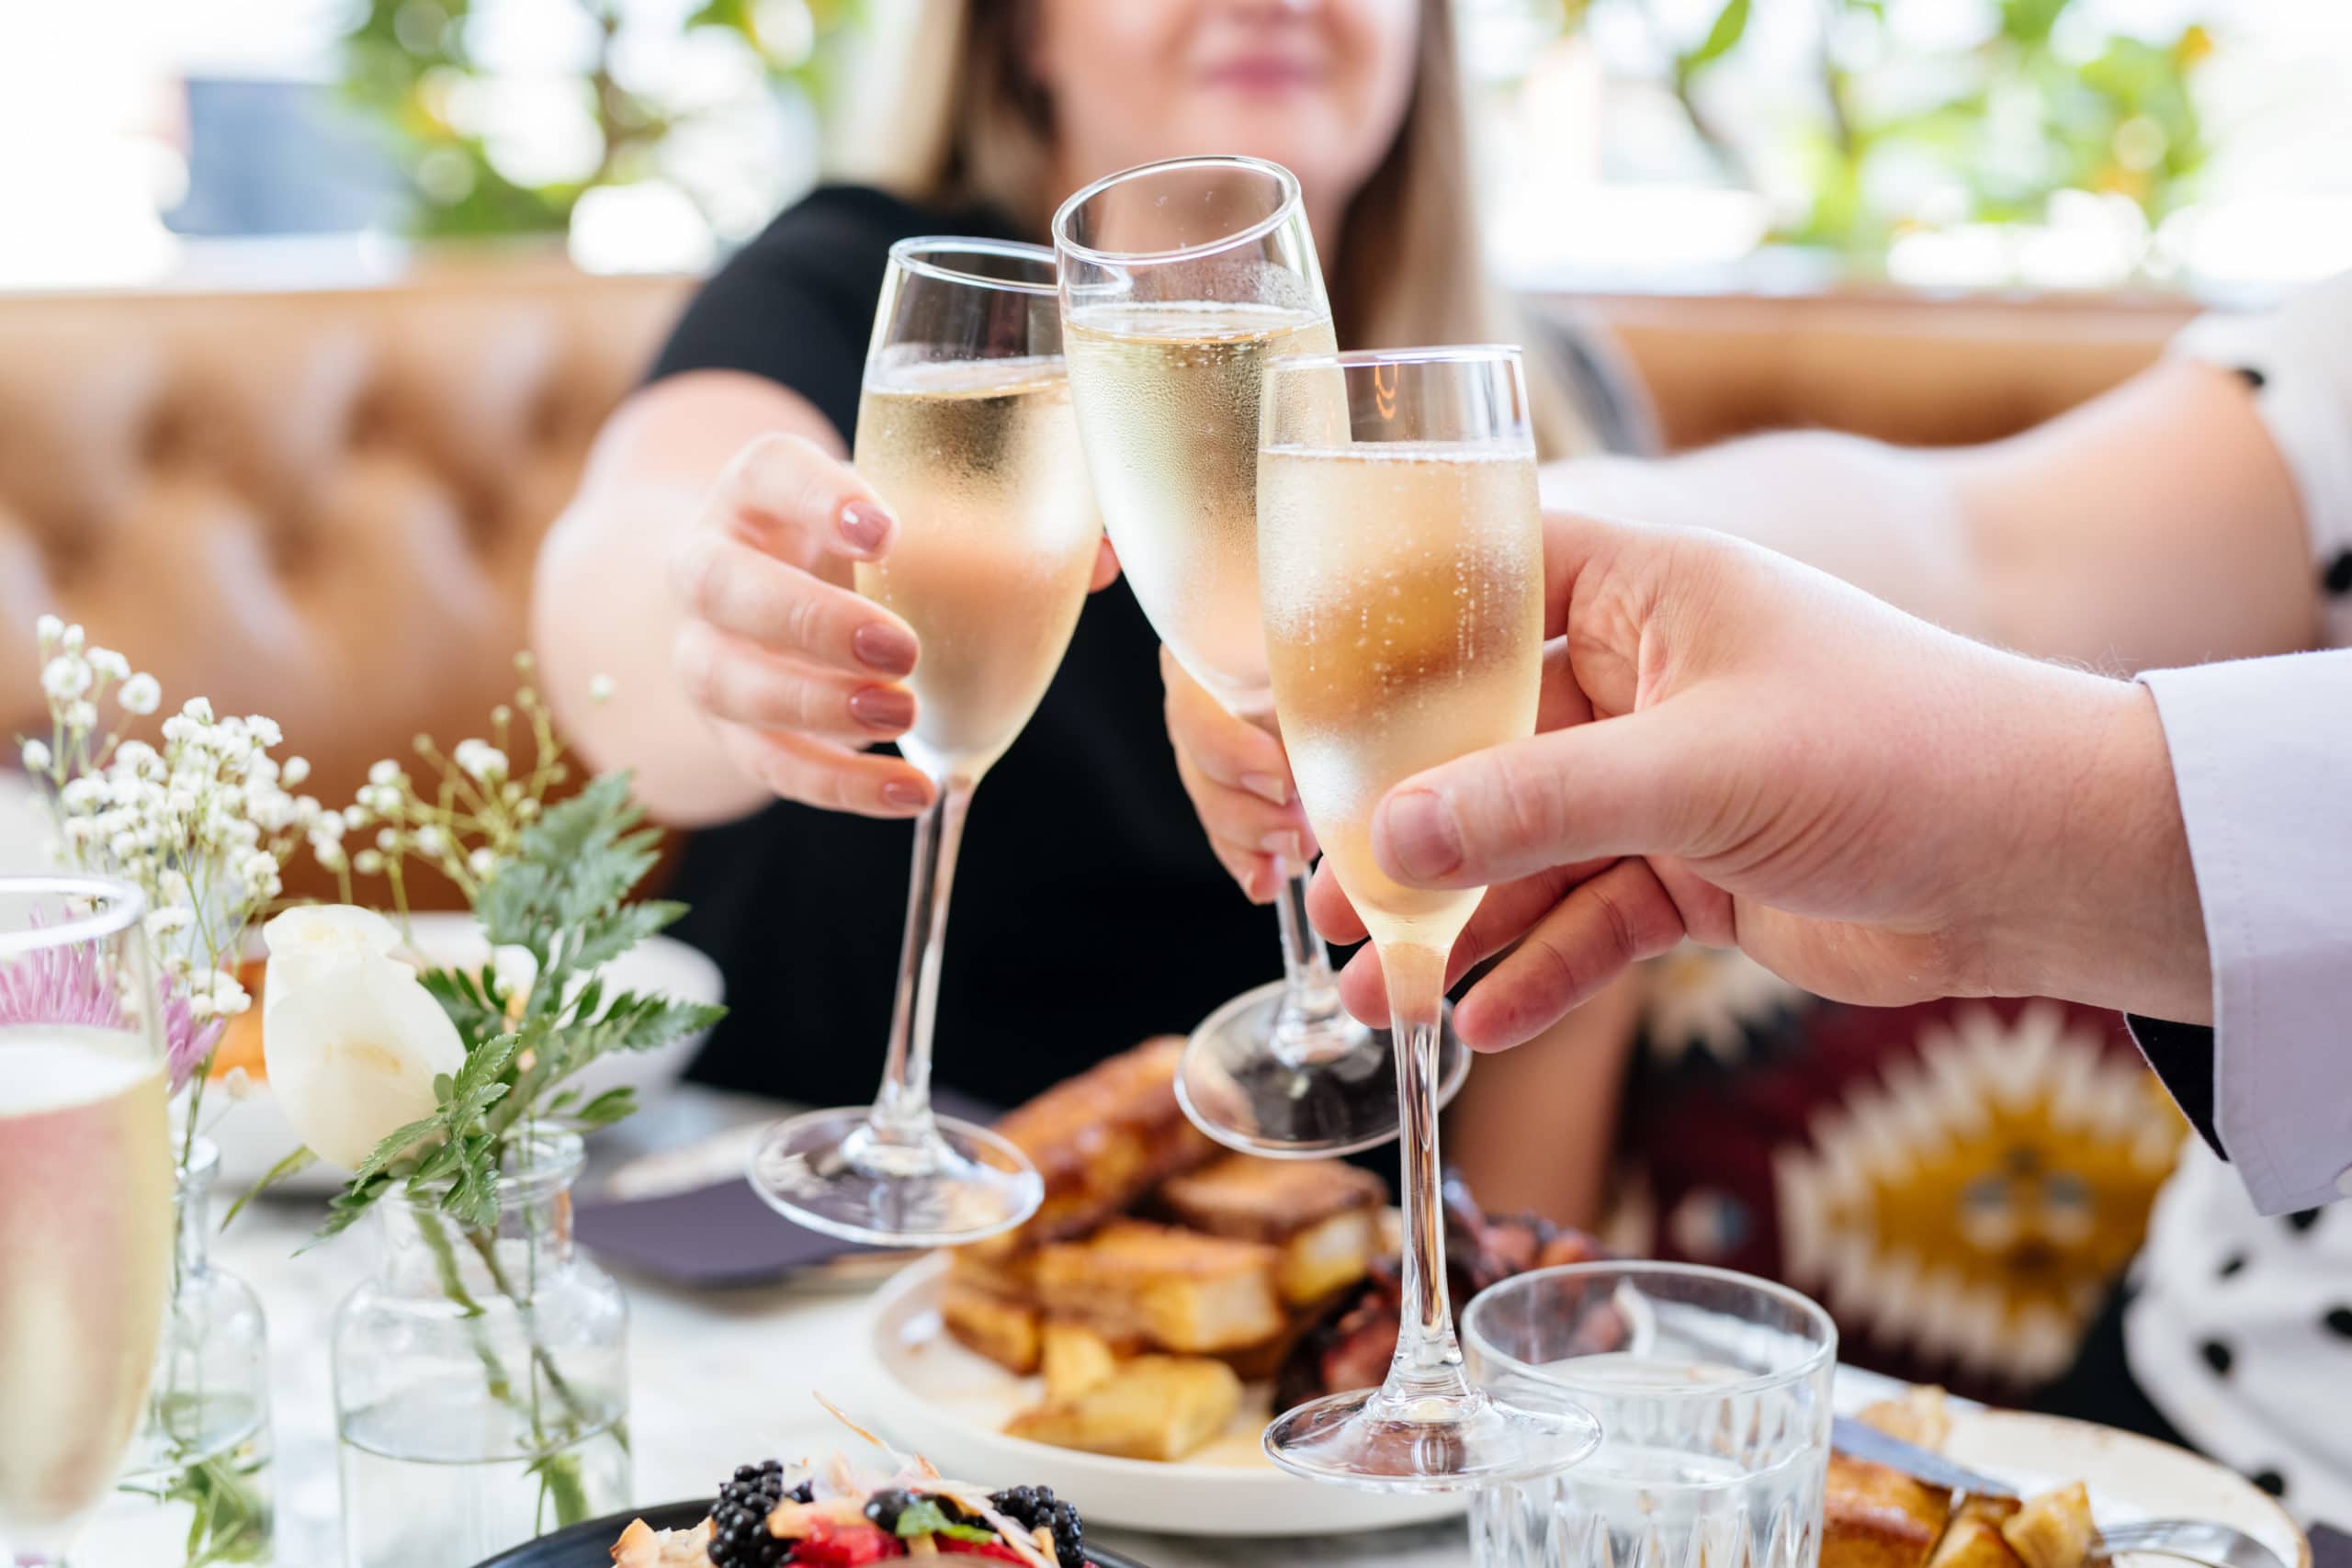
left=1443, top=975, right=1639, bottom=1225
left=533, top=478, right=768, bottom=827
left=1988, top=675, right=2210, bottom=1021
left=1543, top=434, right=1989, bottom=637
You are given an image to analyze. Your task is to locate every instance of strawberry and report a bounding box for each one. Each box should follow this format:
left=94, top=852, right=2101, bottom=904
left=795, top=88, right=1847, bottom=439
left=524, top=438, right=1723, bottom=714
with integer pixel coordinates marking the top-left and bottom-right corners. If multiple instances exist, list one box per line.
left=934, top=1541, right=1028, bottom=1563
left=788, top=1520, right=904, bottom=1564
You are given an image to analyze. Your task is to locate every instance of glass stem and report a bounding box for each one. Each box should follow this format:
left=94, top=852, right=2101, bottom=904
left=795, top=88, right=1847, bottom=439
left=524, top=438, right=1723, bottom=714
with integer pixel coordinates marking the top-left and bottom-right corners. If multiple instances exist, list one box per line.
left=871, top=782, right=972, bottom=1143
left=1380, top=945, right=1473, bottom=1414
left=1268, top=862, right=1351, bottom=1066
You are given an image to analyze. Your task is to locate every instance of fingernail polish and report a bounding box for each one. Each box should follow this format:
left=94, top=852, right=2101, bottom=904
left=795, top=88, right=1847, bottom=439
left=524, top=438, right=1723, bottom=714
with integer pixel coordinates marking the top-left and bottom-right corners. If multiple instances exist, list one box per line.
left=839, top=502, right=894, bottom=557
left=853, top=622, right=918, bottom=676
left=882, top=780, right=930, bottom=811
left=1240, top=772, right=1290, bottom=807
left=1260, top=829, right=1304, bottom=863
left=1382, top=789, right=1464, bottom=880
left=849, top=685, right=914, bottom=731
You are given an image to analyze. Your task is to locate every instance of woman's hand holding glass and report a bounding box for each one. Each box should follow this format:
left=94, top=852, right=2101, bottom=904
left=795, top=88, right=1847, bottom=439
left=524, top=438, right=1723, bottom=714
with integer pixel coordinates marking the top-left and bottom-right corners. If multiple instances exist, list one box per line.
left=668, top=433, right=1117, bottom=820
left=1161, top=648, right=1319, bottom=906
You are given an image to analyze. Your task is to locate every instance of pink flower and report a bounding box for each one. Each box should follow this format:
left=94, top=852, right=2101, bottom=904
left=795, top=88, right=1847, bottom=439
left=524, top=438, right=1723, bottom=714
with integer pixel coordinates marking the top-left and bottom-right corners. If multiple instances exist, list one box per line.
left=0, top=939, right=224, bottom=1096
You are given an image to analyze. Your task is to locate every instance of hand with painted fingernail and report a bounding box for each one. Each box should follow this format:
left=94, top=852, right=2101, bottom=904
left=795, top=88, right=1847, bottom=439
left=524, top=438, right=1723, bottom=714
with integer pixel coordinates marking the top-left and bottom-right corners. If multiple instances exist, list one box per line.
left=668, top=432, right=939, bottom=818
left=1160, top=647, right=1317, bottom=904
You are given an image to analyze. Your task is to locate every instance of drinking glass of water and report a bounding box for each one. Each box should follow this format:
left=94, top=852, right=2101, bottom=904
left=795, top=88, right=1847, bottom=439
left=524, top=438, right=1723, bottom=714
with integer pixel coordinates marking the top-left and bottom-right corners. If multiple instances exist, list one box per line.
left=1462, top=1263, right=1838, bottom=1568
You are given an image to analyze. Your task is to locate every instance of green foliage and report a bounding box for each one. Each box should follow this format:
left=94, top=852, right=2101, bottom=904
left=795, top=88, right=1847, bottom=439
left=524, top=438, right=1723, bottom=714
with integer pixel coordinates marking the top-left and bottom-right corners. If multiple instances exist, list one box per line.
left=340, top=0, right=866, bottom=239
left=1556, top=0, right=2213, bottom=259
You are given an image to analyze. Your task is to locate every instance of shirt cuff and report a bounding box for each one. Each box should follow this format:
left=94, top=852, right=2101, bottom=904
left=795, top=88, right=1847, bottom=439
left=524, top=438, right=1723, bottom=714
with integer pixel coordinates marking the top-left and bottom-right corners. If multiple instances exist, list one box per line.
left=2142, top=653, right=2352, bottom=1214
left=2121, top=1014, right=2222, bottom=1159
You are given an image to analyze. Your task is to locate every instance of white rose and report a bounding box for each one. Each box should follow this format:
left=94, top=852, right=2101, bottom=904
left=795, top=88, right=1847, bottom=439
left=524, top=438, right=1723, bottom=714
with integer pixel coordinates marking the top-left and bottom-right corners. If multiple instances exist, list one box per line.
left=263, top=908, right=465, bottom=1169
left=261, top=904, right=404, bottom=997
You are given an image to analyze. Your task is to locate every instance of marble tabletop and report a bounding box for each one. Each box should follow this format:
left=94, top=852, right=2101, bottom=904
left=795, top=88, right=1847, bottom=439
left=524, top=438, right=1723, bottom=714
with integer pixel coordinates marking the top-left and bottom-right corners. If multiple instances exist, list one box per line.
left=205, top=1089, right=1478, bottom=1568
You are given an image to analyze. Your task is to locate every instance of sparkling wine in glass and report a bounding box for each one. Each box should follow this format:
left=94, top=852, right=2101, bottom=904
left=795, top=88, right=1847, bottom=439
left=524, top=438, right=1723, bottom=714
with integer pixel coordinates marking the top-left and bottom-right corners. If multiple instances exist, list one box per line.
left=0, top=876, right=173, bottom=1566
left=749, top=239, right=1101, bottom=1247
left=1053, top=154, right=1469, bottom=1158
left=1257, top=348, right=1600, bottom=1489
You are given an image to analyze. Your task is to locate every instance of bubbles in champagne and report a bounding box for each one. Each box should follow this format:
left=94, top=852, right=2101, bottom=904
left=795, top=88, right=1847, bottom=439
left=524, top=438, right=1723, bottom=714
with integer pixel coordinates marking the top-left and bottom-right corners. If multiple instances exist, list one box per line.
left=1063, top=301, right=1338, bottom=709
left=854, top=357, right=1102, bottom=789
left=1261, top=444, right=1544, bottom=959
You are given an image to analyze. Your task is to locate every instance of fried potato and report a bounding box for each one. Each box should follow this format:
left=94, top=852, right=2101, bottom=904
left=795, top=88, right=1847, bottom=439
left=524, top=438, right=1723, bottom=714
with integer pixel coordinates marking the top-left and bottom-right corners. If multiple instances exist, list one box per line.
left=1039, top=1320, right=1129, bottom=1402
left=1859, top=1385, right=1955, bottom=1452
left=1032, top=1221, right=1283, bottom=1353
left=942, top=1280, right=1041, bottom=1375
left=1928, top=1517, right=2029, bottom=1568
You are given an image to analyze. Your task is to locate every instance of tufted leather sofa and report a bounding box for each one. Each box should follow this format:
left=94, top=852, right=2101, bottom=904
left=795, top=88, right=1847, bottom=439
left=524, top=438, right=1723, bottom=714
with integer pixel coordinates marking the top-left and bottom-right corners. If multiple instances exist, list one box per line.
left=0, top=261, right=691, bottom=893
left=0, top=259, right=2190, bottom=897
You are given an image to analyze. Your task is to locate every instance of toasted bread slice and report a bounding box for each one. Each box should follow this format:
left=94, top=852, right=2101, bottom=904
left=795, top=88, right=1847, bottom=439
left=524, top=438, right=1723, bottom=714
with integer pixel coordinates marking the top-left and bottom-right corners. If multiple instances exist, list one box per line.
left=973, top=1038, right=1219, bottom=1260
left=1157, top=1155, right=1385, bottom=1242
left=1929, top=1517, right=2029, bottom=1568
left=2002, top=1483, right=2098, bottom=1568
left=942, top=1280, right=1042, bottom=1374
left=1273, top=1207, right=1383, bottom=1305
left=1040, top=1319, right=1131, bottom=1402
left=1859, top=1385, right=1954, bottom=1452
left=1033, top=1220, right=1283, bottom=1353
left=1005, top=1354, right=1241, bottom=1461
left=1823, top=1453, right=1952, bottom=1568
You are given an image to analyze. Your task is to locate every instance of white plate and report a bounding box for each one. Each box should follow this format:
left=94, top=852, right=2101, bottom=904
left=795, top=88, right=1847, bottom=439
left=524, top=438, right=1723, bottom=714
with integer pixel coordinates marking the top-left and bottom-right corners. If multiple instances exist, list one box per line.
left=208, top=913, right=725, bottom=1192
left=858, top=1254, right=1467, bottom=1537
left=1944, top=1409, right=2309, bottom=1568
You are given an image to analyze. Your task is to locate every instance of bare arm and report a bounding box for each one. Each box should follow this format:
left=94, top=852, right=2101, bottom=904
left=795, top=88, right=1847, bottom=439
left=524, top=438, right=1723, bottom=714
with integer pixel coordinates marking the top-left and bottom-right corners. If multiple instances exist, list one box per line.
left=1543, top=357, right=2318, bottom=671
left=1443, top=975, right=1639, bottom=1226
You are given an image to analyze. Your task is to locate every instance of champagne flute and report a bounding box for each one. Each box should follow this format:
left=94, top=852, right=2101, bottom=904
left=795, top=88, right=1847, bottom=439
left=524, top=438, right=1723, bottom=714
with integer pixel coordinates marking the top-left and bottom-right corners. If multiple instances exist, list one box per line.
left=1257, top=347, right=1600, bottom=1488
left=1052, top=154, right=1469, bottom=1157
left=749, top=239, right=1101, bottom=1246
left=0, top=876, right=172, bottom=1565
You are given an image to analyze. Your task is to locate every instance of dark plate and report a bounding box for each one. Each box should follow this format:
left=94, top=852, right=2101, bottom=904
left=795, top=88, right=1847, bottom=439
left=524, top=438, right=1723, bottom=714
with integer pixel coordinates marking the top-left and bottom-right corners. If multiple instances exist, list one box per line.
left=469, top=1500, right=1154, bottom=1568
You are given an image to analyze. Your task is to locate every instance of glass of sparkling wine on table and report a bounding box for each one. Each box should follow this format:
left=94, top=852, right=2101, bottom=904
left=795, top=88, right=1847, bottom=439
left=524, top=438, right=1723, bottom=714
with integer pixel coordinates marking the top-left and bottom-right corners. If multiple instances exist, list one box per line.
left=749, top=238, right=1100, bottom=1245
left=1257, top=346, right=1600, bottom=1488
left=1052, top=153, right=1469, bottom=1157
left=1461, top=1263, right=1837, bottom=1568
left=0, top=876, right=171, bottom=1567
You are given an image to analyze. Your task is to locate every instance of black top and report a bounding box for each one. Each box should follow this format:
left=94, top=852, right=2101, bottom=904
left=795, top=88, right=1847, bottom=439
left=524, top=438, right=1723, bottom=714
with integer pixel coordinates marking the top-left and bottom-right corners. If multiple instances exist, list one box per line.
left=650, top=186, right=1277, bottom=1109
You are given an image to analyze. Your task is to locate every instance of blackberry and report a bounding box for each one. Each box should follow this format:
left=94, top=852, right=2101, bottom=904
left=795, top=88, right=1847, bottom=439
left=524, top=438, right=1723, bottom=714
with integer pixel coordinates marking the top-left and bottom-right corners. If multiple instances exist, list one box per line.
left=708, top=1460, right=803, bottom=1568
left=989, top=1484, right=1083, bottom=1567
left=863, top=1487, right=917, bottom=1533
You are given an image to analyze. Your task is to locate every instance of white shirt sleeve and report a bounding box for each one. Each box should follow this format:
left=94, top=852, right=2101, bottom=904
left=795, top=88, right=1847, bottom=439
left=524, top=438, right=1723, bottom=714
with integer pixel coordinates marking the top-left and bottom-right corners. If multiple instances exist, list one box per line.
left=2169, top=272, right=2352, bottom=647
left=2139, top=649, right=2352, bottom=1215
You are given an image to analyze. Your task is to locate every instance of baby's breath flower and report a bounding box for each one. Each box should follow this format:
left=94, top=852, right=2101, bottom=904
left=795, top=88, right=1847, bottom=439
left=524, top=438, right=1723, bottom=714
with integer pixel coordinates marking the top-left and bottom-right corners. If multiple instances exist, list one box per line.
left=354, top=849, right=385, bottom=875
left=35, top=614, right=61, bottom=646
left=117, top=671, right=161, bottom=715
left=40, top=656, right=90, bottom=701
left=469, top=847, right=496, bottom=877
left=453, top=740, right=508, bottom=783
left=281, top=755, right=311, bottom=787
left=344, top=805, right=368, bottom=829
left=375, top=828, right=401, bottom=854
left=63, top=701, right=95, bottom=731
left=414, top=824, right=448, bottom=856
left=20, top=739, right=50, bottom=772
left=179, top=696, right=212, bottom=724
left=588, top=673, right=615, bottom=705
left=312, top=839, right=348, bottom=872
left=368, top=759, right=401, bottom=787
left=60, top=624, right=84, bottom=652
left=87, top=647, right=130, bottom=682
left=145, top=907, right=194, bottom=938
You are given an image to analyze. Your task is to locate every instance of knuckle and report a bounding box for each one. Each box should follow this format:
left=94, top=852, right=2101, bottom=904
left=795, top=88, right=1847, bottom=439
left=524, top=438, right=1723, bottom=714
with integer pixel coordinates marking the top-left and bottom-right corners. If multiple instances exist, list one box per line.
left=672, top=533, right=724, bottom=614
left=672, top=625, right=723, bottom=709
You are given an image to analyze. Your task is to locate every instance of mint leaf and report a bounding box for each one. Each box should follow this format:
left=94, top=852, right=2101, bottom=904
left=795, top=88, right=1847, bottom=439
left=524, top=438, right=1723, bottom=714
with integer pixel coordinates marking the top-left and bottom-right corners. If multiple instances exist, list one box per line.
left=892, top=1499, right=997, bottom=1545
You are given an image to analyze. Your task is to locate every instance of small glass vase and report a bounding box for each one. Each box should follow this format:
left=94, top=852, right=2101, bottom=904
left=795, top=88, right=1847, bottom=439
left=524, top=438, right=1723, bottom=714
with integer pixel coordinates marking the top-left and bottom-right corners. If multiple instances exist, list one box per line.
left=82, top=1137, right=275, bottom=1567
left=329, top=1130, right=629, bottom=1568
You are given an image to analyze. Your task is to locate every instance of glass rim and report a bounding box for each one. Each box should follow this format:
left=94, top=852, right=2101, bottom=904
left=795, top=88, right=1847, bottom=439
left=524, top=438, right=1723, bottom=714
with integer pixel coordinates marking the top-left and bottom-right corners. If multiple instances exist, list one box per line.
left=1462, top=1259, right=1839, bottom=1400
left=0, top=873, right=148, bottom=956
left=1264, top=344, right=1526, bottom=378
left=888, top=235, right=1059, bottom=297
left=1051, top=153, right=1305, bottom=267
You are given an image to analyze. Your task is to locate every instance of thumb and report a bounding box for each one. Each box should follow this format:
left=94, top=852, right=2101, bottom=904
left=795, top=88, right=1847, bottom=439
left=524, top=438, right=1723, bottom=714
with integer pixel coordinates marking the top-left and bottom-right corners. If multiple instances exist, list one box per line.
left=1373, top=706, right=1711, bottom=890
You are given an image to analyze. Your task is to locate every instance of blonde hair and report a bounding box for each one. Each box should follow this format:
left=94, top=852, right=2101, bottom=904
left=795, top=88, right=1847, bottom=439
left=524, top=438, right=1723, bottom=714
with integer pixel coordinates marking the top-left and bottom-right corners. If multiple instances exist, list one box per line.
left=834, top=0, right=1598, bottom=460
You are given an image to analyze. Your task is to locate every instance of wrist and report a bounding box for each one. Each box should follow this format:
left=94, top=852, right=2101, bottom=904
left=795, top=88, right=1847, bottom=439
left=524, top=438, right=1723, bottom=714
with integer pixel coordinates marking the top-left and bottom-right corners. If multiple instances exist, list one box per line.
left=1989, top=675, right=2211, bottom=1020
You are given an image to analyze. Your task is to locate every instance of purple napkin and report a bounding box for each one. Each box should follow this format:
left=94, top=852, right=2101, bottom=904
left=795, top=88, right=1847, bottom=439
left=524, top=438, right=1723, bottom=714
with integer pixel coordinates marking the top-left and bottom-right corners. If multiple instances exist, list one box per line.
left=572, top=1089, right=1001, bottom=1287
left=2310, top=1524, right=2351, bottom=1568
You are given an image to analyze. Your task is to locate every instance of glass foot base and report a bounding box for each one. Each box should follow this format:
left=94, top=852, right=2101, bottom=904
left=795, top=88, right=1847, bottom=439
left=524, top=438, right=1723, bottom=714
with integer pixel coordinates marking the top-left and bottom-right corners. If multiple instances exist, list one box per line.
left=748, top=1108, right=1041, bottom=1247
left=1263, top=1384, right=1600, bottom=1493
left=1176, top=981, right=1470, bottom=1156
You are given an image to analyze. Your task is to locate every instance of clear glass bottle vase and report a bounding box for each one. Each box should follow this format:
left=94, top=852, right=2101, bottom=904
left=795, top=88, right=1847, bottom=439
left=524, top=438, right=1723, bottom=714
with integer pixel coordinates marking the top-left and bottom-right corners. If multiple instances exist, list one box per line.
left=329, top=1129, right=629, bottom=1568
left=82, top=1137, right=276, bottom=1567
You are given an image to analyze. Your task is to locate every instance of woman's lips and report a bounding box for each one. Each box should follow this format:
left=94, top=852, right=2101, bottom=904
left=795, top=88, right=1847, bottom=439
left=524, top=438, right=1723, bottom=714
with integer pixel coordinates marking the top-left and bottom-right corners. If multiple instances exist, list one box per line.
left=1199, top=57, right=1321, bottom=91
